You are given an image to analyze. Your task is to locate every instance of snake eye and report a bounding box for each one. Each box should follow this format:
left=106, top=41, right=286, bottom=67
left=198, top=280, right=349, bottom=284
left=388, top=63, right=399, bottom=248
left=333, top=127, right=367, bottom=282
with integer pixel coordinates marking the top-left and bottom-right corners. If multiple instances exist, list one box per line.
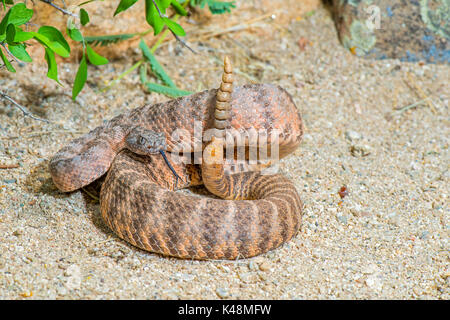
left=139, top=136, right=146, bottom=145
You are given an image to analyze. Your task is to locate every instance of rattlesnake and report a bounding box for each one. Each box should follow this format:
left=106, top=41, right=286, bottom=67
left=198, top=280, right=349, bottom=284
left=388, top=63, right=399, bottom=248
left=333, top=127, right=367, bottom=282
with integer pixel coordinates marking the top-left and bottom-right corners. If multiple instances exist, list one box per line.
left=50, top=57, right=304, bottom=260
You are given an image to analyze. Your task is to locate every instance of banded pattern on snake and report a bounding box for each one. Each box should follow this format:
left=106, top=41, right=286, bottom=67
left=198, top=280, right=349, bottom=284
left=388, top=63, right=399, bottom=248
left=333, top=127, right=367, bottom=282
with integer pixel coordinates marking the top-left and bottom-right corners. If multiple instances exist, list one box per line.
left=50, top=57, right=304, bottom=259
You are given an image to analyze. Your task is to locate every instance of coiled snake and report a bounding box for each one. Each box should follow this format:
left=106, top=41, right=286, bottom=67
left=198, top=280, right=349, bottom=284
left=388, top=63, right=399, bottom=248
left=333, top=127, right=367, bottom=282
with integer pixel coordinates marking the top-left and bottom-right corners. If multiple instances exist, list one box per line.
left=50, top=57, right=304, bottom=260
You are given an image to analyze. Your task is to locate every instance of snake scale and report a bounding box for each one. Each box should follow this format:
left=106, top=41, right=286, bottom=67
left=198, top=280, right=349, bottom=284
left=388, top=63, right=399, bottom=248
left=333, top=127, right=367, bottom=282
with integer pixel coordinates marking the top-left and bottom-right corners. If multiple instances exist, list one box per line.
left=50, top=57, right=304, bottom=260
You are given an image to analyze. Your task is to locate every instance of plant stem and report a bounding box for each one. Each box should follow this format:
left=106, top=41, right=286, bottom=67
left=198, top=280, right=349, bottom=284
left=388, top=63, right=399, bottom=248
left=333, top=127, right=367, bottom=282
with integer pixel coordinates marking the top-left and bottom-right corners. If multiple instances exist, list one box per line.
left=100, top=60, right=143, bottom=92
left=0, top=90, right=50, bottom=123
left=39, top=0, right=78, bottom=18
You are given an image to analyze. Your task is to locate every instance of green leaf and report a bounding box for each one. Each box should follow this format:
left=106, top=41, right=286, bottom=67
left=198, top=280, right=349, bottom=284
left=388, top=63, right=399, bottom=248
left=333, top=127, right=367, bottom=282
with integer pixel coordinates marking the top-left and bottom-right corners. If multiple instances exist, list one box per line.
left=0, top=3, right=33, bottom=33
left=189, top=0, right=235, bottom=14
left=86, top=44, right=108, bottom=65
left=78, top=0, right=98, bottom=6
left=144, top=82, right=192, bottom=98
left=8, top=3, right=33, bottom=25
left=67, top=26, right=83, bottom=42
left=35, top=26, right=70, bottom=57
left=13, top=27, right=33, bottom=41
left=0, top=9, right=10, bottom=34
left=8, top=43, right=32, bottom=62
left=163, top=17, right=185, bottom=36
left=190, top=0, right=207, bottom=9
left=170, top=0, right=187, bottom=16
left=207, top=1, right=235, bottom=14
left=84, top=33, right=135, bottom=46
left=139, top=62, right=148, bottom=84
left=44, top=47, right=61, bottom=84
left=139, top=39, right=176, bottom=88
left=72, top=54, right=88, bottom=100
left=145, top=0, right=165, bottom=35
left=0, top=46, right=15, bottom=72
left=114, top=0, right=139, bottom=16
left=158, top=0, right=172, bottom=11
left=5, top=23, right=15, bottom=43
left=80, top=8, right=90, bottom=26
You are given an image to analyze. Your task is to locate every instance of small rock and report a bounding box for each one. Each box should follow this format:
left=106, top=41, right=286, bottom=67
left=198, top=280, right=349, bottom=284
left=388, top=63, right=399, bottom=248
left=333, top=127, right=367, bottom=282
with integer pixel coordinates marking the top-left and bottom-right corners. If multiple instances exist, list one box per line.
left=350, top=205, right=370, bottom=217
left=57, top=285, right=68, bottom=296
left=248, top=261, right=258, bottom=271
left=259, top=261, right=271, bottom=272
left=350, top=144, right=372, bottom=157
left=410, top=161, right=420, bottom=171
left=65, top=264, right=81, bottom=277
left=3, top=179, right=16, bottom=184
left=65, top=264, right=82, bottom=290
left=238, top=272, right=253, bottom=283
left=336, top=213, right=348, bottom=225
left=258, top=273, right=268, bottom=281
left=365, top=274, right=383, bottom=292
left=362, top=263, right=379, bottom=274
left=216, top=287, right=229, bottom=299
left=338, top=185, right=349, bottom=199
left=12, top=230, right=22, bottom=237
left=345, top=130, right=362, bottom=142
left=419, top=231, right=429, bottom=240
left=176, top=273, right=195, bottom=281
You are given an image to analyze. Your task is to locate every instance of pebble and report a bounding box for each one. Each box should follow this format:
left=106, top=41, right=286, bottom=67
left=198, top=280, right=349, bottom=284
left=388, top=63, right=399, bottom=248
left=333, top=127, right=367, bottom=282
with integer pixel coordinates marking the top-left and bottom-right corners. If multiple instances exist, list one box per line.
left=65, top=264, right=82, bottom=290
left=336, top=212, right=348, bottom=225
left=350, top=144, right=372, bottom=157
left=419, top=231, right=429, bottom=240
left=259, top=261, right=271, bottom=272
left=57, top=285, right=68, bottom=296
left=345, top=130, right=362, bottom=142
left=216, top=287, right=229, bottom=299
left=365, top=275, right=383, bottom=292
left=248, top=261, right=258, bottom=271
left=176, top=273, right=195, bottom=281
left=362, top=263, right=379, bottom=274
left=3, top=179, right=16, bottom=184
left=238, top=272, right=253, bottom=283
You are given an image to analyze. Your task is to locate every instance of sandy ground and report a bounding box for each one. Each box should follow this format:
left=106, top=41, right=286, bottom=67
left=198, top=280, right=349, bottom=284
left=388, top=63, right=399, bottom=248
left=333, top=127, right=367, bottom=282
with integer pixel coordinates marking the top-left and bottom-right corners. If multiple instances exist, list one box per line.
left=0, top=2, right=449, bottom=299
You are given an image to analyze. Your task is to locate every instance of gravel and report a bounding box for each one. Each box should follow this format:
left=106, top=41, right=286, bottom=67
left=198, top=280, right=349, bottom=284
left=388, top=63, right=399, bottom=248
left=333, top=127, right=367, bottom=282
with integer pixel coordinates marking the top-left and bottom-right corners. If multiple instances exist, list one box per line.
left=0, top=2, right=448, bottom=299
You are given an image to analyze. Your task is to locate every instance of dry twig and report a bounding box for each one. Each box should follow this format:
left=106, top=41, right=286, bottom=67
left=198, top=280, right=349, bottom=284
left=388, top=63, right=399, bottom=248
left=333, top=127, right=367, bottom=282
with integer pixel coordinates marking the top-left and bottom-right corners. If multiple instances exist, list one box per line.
left=39, top=0, right=78, bottom=18
left=0, top=91, right=50, bottom=123
left=0, top=164, right=20, bottom=169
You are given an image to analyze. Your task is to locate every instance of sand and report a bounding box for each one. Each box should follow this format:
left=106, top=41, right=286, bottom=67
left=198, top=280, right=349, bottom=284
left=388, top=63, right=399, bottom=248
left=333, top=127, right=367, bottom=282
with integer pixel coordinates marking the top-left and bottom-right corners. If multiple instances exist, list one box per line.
left=0, top=2, right=448, bottom=299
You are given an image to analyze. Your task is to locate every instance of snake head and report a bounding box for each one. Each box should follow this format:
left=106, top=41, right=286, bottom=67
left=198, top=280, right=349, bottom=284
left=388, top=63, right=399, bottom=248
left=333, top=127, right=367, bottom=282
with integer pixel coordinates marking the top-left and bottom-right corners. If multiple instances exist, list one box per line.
left=125, top=128, right=167, bottom=155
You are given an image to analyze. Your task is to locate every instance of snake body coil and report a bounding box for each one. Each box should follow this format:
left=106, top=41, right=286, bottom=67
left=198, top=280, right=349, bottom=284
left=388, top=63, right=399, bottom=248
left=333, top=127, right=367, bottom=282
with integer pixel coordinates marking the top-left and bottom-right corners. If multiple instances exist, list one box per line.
left=50, top=57, right=304, bottom=260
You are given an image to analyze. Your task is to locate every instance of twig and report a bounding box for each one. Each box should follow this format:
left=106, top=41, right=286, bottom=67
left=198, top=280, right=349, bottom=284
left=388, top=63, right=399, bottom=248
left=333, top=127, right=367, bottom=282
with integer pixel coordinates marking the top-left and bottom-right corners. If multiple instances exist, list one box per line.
left=182, top=11, right=279, bottom=43
left=100, top=60, right=144, bottom=93
left=0, top=59, right=14, bottom=69
left=2, top=130, right=85, bottom=140
left=151, top=0, right=168, bottom=18
left=170, top=31, right=197, bottom=54
left=0, top=91, right=50, bottom=123
left=0, top=164, right=19, bottom=169
left=151, top=0, right=196, bottom=53
left=39, top=0, right=78, bottom=18
left=394, top=97, right=431, bottom=113
left=82, top=187, right=99, bottom=201
left=0, top=42, right=24, bottom=67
